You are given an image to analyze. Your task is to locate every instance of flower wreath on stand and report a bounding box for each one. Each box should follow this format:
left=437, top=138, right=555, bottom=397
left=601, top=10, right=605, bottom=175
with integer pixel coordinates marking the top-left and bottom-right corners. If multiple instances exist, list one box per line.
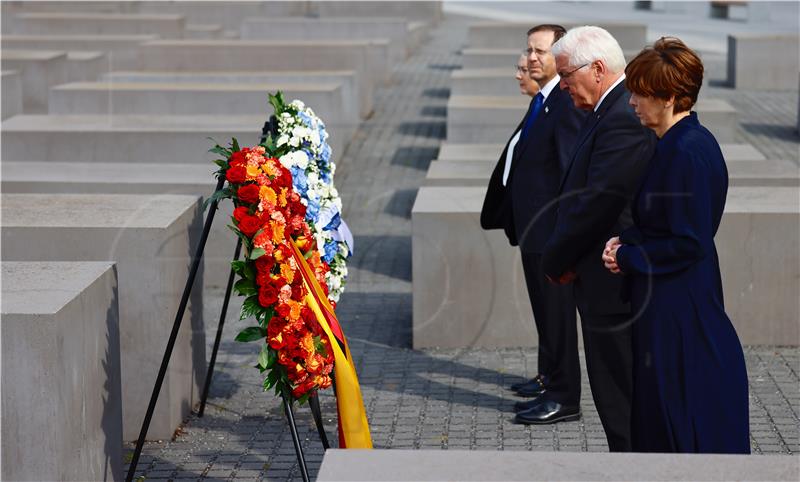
left=206, top=95, right=370, bottom=449
left=269, top=92, right=353, bottom=305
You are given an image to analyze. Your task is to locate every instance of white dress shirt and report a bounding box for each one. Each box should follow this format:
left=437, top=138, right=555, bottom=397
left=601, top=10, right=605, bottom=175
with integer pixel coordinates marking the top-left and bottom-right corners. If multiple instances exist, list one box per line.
left=594, top=73, right=626, bottom=112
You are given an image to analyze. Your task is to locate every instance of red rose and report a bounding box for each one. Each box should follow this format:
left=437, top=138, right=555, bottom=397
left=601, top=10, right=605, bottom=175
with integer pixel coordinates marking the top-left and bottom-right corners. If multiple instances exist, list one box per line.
left=258, top=285, right=279, bottom=307
left=226, top=165, right=247, bottom=184
left=229, top=150, right=246, bottom=167
left=276, top=302, right=291, bottom=318
left=238, top=214, right=262, bottom=237
left=255, top=256, right=275, bottom=276
left=237, top=184, right=260, bottom=204
left=291, top=284, right=305, bottom=301
left=233, top=206, right=249, bottom=222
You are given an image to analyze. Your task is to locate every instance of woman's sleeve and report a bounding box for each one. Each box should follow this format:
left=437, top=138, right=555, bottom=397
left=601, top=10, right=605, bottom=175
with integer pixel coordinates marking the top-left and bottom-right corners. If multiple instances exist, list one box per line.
left=616, top=147, right=713, bottom=276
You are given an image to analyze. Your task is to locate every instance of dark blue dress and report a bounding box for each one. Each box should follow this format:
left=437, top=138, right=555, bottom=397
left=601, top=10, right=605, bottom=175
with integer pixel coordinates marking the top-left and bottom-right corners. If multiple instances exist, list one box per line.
left=616, top=113, right=750, bottom=454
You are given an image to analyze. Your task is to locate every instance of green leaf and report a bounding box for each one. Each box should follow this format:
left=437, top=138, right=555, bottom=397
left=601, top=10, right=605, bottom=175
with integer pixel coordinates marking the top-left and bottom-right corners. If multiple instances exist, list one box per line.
left=264, top=368, right=279, bottom=390
left=248, top=247, right=266, bottom=260
left=231, top=137, right=240, bottom=152
left=234, top=277, right=257, bottom=297
left=256, top=305, right=274, bottom=328
left=202, top=187, right=232, bottom=211
left=234, top=326, right=265, bottom=342
left=231, top=260, right=247, bottom=276
left=239, top=295, right=261, bottom=320
left=213, top=159, right=228, bottom=169
left=208, top=145, right=231, bottom=157
left=257, top=344, right=270, bottom=369
left=266, top=347, right=277, bottom=369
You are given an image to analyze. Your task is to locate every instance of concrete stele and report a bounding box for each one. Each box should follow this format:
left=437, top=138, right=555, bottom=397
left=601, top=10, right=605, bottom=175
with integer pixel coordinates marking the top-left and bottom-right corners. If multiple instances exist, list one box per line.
left=1, top=193, right=207, bottom=441
left=727, top=34, right=800, bottom=90
left=467, top=21, right=648, bottom=51
left=318, top=449, right=799, bottom=481
left=11, top=11, right=186, bottom=38
left=411, top=185, right=799, bottom=348
left=1, top=261, right=123, bottom=482
left=0, top=49, right=68, bottom=113
left=1, top=70, right=23, bottom=119
left=66, top=50, right=109, bottom=82
left=1, top=34, right=160, bottom=70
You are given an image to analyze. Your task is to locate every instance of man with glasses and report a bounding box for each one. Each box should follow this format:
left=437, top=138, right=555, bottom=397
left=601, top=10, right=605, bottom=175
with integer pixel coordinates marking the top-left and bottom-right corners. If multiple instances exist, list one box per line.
left=541, top=26, right=656, bottom=451
left=482, top=24, right=585, bottom=426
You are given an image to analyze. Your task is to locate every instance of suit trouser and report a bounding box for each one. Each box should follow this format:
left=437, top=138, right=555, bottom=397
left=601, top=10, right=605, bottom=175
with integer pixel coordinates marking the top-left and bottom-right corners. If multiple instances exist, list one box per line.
left=520, top=251, right=580, bottom=405
left=576, top=308, right=634, bottom=452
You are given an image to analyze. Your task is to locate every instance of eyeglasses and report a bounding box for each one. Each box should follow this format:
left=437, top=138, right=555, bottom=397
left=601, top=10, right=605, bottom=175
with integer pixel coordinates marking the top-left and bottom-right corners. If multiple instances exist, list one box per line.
left=559, top=63, right=590, bottom=79
left=515, top=65, right=529, bottom=74
left=523, top=47, right=550, bottom=56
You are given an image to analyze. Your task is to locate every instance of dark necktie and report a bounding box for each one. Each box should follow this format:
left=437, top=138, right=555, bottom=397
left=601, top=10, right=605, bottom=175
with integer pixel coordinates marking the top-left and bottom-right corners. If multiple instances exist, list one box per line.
left=521, top=92, right=544, bottom=139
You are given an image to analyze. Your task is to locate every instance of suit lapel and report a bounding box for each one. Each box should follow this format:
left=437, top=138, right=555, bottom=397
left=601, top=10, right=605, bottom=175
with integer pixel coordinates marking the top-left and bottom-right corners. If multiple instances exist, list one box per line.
left=557, top=82, right=627, bottom=192
left=513, top=90, right=559, bottom=162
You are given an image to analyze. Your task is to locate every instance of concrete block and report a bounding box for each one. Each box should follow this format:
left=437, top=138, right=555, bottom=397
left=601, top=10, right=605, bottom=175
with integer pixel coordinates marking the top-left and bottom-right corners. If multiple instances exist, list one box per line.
left=139, top=39, right=390, bottom=88
left=0, top=49, right=68, bottom=113
left=408, top=21, right=431, bottom=51
left=462, top=48, right=639, bottom=69
left=438, top=142, right=766, bottom=163
left=47, top=81, right=356, bottom=131
left=310, top=1, right=442, bottom=23
left=0, top=114, right=329, bottom=165
left=101, top=69, right=369, bottom=119
left=136, top=1, right=310, bottom=31
left=185, top=23, right=223, bottom=39
left=411, top=186, right=799, bottom=348
left=412, top=186, right=534, bottom=349
left=11, top=12, right=186, bottom=38
left=241, top=17, right=409, bottom=62
left=1, top=161, right=248, bottom=291
left=318, top=449, right=799, bottom=481
left=1, top=70, right=23, bottom=119
left=1, top=261, right=123, bottom=482
left=718, top=187, right=800, bottom=345
left=467, top=21, right=647, bottom=51
left=451, top=68, right=521, bottom=97
left=446, top=96, right=736, bottom=144
left=424, top=160, right=492, bottom=186
left=727, top=34, right=800, bottom=90
left=425, top=158, right=799, bottom=188
left=1, top=193, right=207, bottom=440
left=727, top=160, right=800, bottom=187
left=1, top=34, right=159, bottom=70
left=66, top=51, right=108, bottom=82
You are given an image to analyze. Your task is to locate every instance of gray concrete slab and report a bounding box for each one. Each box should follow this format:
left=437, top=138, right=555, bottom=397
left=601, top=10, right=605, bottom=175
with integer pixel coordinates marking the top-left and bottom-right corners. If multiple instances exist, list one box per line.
left=185, top=23, right=223, bottom=39
left=728, top=34, right=800, bottom=90
left=240, top=17, right=410, bottom=62
left=47, top=81, right=354, bottom=129
left=451, top=67, right=526, bottom=97
left=10, top=11, right=186, bottom=38
left=446, top=95, right=737, bottom=143
left=66, top=50, right=108, bottom=82
left=467, top=21, right=648, bottom=51
left=0, top=114, right=329, bottom=164
left=138, top=39, right=391, bottom=88
left=318, top=449, right=799, bottom=481
left=135, top=1, right=309, bottom=31
left=310, top=1, right=442, bottom=23
left=1, top=261, right=123, bottom=482
left=1, top=70, right=23, bottom=119
left=1, top=161, right=244, bottom=292
left=1, top=34, right=159, bottom=70
left=437, top=141, right=767, bottom=162
left=1, top=193, right=206, bottom=441
left=0, top=49, right=68, bottom=113
left=100, top=69, right=368, bottom=119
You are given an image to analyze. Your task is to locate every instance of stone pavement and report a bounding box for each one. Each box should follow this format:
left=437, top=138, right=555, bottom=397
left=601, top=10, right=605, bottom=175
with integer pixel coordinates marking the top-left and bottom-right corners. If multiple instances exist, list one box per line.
left=125, top=11, right=800, bottom=482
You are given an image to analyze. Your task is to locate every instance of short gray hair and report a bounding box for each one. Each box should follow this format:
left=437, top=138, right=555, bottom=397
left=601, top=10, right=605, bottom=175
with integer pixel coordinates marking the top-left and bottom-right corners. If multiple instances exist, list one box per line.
left=551, top=26, right=627, bottom=74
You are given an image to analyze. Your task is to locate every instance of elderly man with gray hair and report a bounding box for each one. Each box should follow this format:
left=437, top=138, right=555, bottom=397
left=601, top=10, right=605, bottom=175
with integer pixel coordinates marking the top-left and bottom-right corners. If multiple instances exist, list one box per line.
left=541, top=26, right=656, bottom=452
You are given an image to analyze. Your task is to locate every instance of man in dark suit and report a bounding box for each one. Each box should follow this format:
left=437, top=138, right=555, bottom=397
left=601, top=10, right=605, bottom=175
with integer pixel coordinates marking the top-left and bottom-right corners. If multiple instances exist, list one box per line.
left=481, top=25, right=586, bottom=424
left=541, top=26, right=656, bottom=451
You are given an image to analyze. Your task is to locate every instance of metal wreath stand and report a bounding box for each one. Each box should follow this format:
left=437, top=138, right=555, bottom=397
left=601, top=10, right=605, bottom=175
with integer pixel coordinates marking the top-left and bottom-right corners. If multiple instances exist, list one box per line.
left=125, top=116, right=330, bottom=482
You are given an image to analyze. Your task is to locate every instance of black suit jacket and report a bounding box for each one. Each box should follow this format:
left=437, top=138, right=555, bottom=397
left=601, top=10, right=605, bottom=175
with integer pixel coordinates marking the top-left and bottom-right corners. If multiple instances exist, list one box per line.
left=510, top=86, right=586, bottom=254
left=542, top=82, right=656, bottom=315
left=480, top=111, right=526, bottom=246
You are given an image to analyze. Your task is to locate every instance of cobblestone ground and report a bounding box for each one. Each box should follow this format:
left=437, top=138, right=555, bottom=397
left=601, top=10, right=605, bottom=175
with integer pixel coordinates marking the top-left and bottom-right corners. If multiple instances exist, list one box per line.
left=126, top=13, right=800, bottom=482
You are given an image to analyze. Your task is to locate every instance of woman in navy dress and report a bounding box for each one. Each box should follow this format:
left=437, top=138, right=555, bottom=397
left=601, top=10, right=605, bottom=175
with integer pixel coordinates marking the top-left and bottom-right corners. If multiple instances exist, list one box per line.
left=602, top=37, right=750, bottom=453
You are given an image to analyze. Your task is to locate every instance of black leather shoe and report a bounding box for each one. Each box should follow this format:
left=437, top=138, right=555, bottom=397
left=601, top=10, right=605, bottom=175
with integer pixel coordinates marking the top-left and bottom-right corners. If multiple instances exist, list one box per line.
left=511, top=374, right=548, bottom=396
left=513, top=400, right=580, bottom=425
left=513, top=392, right=547, bottom=412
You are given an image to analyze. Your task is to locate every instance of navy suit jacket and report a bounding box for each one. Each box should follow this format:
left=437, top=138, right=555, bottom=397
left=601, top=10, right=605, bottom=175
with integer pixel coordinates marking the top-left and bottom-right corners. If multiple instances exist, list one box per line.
left=510, top=86, right=586, bottom=254
left=542, top=82, right=656, bottom=316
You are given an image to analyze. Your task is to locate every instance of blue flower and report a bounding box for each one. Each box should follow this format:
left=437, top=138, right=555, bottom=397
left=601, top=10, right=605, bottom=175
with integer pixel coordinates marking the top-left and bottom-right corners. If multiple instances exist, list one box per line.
left=306, top=198, right=321, bottom=222
left=291, top=166, right=308, bottom=195
left=322, top=238, right=338, bottom=263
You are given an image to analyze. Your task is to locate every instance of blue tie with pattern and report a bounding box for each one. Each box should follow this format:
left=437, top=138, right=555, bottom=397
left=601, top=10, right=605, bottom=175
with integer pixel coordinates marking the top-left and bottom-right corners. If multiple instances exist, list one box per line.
left=521, top=92, right=544, bottom=139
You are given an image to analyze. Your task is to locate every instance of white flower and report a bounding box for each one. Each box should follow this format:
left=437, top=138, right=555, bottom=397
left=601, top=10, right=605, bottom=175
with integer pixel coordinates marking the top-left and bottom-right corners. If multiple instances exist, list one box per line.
left=277, top=134, right=289, bottom=147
